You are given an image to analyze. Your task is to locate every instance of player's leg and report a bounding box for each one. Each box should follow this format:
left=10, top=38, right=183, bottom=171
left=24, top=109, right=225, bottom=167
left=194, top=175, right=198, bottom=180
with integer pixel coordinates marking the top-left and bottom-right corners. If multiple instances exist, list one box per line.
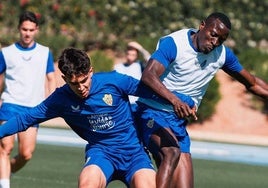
left=128, top=148, right=156, bottom=188
left=171, top=152, right=194, bottom=188
left=79, top=148, right=116, bottom=188
left=130, top=168, right=156, bottom=188
left=10, top=127, right=37, bottom=173
left=148, top=127, right=181, bottom=188
left=0, top=134, right=15, bottom=188
left=79, top=165, right=106, bottom=188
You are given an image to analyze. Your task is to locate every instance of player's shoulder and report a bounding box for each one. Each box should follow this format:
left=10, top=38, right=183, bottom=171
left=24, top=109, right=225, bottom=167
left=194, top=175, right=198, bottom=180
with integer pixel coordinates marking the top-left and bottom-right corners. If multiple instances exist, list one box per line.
left=94, top=70, right=124, bottom=78
left=35, top=42, right=49, bottom=50
left=1, top=43, right=16, bottom=51
left=94, top=71, right=136, bottom=85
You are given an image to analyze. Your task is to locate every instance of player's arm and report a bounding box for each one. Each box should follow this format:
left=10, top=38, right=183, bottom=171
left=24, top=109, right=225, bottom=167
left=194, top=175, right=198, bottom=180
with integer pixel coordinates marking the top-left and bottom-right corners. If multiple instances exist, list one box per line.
left=142, top=59, right=197, bottom=120
left=0, top=73, right=4, bottom=95
left=0, top=52, right=6, bottom=107
left=128, top=41, right=151, bottom=62
left=227, top=69, right=268, bottom=100
left=45, top=51, right=57, bottom=95
left=0, top=117, right=24, bottom=138
left=46, top=72, right=56, bottom=95
left=223, top=47, right=268, bottom=100
left=0, top=90, right=62, bottom=138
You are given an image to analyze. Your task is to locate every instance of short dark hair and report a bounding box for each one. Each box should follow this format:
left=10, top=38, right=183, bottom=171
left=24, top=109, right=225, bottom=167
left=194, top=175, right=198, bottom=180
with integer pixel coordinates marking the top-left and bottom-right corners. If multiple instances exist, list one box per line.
left=18, top=11, right=39, bottom=27
left=58, top=47, right=91, bottom=78
left=205, top=12, right=231, bottom=30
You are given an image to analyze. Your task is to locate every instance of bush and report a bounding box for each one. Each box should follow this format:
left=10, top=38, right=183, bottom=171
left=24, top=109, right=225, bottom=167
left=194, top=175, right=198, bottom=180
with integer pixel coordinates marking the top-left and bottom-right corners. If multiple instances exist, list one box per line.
left=238, top=48, right=268, bottom=114
left=238, top=48, right=268, bottom=82
left=88, top=50, right=114, bottom=72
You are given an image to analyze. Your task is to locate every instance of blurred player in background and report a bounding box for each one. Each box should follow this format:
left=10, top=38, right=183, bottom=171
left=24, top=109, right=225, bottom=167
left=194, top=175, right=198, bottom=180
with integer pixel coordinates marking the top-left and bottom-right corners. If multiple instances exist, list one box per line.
left=0, top=11, right=56, bottom=188
left=114, top=41, right=150, bottom=111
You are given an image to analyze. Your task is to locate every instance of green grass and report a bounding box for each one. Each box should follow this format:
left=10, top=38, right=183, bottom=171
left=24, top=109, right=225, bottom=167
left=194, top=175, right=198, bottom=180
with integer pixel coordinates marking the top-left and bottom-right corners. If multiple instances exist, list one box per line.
left=11, top=143, right=268, bottom=188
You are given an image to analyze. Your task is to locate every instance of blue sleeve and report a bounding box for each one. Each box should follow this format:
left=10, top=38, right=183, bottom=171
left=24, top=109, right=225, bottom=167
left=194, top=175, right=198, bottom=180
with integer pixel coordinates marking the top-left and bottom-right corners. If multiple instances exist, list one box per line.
left=0, top=51, right=6, bottom=74
left=150, top=36, right=177, bottom=68
left=0, top=104, right=47, bottom=138
left=0, top=117, right=22, bottom=137
left=46, top=50, right=55, bottom=74
left=113, top=72, right=154, bottom=98
left=0, top=89, right=62, bottom=138
left=222, top=47, right=243, bottom=73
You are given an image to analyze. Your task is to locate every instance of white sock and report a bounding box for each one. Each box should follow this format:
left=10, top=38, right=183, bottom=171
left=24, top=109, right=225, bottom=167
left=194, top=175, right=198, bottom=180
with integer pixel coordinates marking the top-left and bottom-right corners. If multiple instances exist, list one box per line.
left=0, top=179, right=10, bottom=188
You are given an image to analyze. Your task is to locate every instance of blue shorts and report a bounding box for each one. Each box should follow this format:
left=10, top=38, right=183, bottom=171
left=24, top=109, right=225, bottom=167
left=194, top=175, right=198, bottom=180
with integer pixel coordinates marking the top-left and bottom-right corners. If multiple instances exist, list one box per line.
left=135, top=93, right=194, bottom=153
left=0, top=103, right=39, bottom=127
left=136, top=104, right=191, bottom=153
left=83, top=146, right=155, bottom=187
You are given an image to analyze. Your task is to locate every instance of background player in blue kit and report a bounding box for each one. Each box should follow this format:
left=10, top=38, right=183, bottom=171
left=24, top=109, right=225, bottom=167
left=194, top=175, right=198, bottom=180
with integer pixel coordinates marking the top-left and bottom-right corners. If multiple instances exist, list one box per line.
left=136, top=12, right=268, bottom=188
left=0, top=11, right=56, bottom=188
left=0, top=47, right=156, bottom=188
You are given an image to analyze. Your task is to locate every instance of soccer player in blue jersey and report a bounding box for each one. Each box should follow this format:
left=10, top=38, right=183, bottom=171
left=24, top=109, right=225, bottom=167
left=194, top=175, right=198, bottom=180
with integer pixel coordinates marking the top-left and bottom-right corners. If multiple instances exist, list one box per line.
left=136, top=12, right=268, bottom=188
left=0, top=11, right=56, bottom=188
left=0, top=47, right=156, bottom=188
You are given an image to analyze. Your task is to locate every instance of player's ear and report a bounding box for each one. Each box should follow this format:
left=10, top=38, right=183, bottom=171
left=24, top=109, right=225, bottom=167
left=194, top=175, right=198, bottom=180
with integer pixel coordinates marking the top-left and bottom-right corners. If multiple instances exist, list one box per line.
left=199, top=20, right=205, bottom=30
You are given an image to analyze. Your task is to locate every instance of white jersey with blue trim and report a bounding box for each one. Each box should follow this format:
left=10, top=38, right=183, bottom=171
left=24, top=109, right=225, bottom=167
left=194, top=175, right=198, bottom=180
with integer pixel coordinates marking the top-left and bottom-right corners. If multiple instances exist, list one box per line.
left=114, top=61, right=142, bottom=104
left=0, top=72, right=152, bottom=152
left=0, top=42, right=52, bottom=107
left=140, top=29, right=243, bottom=109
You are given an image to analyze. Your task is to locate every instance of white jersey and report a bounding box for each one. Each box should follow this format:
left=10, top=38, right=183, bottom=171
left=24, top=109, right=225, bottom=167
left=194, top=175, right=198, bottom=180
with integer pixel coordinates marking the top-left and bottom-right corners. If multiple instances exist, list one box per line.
left=161, top=29, right=226, bottom=107
left=1, top=43, right=50, bottom=107
left=114, top=62, right=142, bottom=104
left=139, top=29, right=242, bottom=109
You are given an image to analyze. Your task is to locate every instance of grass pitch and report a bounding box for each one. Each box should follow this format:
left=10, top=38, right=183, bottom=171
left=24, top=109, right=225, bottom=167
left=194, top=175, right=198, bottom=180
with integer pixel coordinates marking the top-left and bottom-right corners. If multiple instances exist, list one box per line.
left=11, top=143, right=268, bottom=188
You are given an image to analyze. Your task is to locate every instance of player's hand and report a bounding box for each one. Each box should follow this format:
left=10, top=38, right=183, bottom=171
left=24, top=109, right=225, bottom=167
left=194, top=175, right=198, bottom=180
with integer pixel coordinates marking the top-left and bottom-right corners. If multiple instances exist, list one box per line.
left=128, top=41, right=144, bottom=51
left=173, top=101, right=198, bottom=120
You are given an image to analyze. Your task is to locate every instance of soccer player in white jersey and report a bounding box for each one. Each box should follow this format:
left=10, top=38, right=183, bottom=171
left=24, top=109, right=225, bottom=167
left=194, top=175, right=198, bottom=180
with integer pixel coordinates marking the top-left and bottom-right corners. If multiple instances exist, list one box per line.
left=114, top=41, right=150, bottom=111
left=136, top=12, right=268, bottom=188
left=0, top=11, right=56, bottom=188
left=0, top=47, right=156, bottom=188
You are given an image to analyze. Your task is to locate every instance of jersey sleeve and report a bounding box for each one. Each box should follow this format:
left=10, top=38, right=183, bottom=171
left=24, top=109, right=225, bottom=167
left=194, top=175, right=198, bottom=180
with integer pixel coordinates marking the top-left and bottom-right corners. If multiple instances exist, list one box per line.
left=222, top=47, right=243, bottom=73
left=0, top=104, right=49, bottom=138
left=0, top=88, right=63, bottom=138
left=112, top=71, right=154, bottom=98
left=46, top=50, right=55, bottom=74
left=150, top=36, right=177, bottom=68
left=0, top=51, right=6, bottom=74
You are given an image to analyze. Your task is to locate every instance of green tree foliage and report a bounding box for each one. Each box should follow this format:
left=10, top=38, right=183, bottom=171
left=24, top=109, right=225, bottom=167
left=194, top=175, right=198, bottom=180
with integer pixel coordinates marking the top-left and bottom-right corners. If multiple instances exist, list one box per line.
left=89, top=50, right=114, bottom=72
left=0, top=0, right=267, bottom=55
left=0, top=0, right=266, bottom=121
left=238, top=48, right=268, bottom=82
left=195, top=78, right=220, bottom=123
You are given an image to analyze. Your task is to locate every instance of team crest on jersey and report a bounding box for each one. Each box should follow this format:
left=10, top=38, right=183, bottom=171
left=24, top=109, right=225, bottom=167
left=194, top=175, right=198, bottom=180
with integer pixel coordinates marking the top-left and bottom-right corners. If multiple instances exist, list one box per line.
left=103, top=94, right=113, bottom=106
left=146, top=119, right=154, bottom=128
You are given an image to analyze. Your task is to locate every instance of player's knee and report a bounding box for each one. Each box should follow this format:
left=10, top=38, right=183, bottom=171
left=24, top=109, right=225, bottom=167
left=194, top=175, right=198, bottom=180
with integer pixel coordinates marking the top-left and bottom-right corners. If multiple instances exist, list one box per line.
left=19, top=150, right=34, bottom=161
left=0, top=143, right=14, bottom=156
left=161, top=146, right=180, bottom=162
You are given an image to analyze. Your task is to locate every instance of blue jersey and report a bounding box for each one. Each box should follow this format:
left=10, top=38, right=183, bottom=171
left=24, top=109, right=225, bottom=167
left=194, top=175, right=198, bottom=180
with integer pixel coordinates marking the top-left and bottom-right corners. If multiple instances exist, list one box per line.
left=0, top=71, right=151, bottom=153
